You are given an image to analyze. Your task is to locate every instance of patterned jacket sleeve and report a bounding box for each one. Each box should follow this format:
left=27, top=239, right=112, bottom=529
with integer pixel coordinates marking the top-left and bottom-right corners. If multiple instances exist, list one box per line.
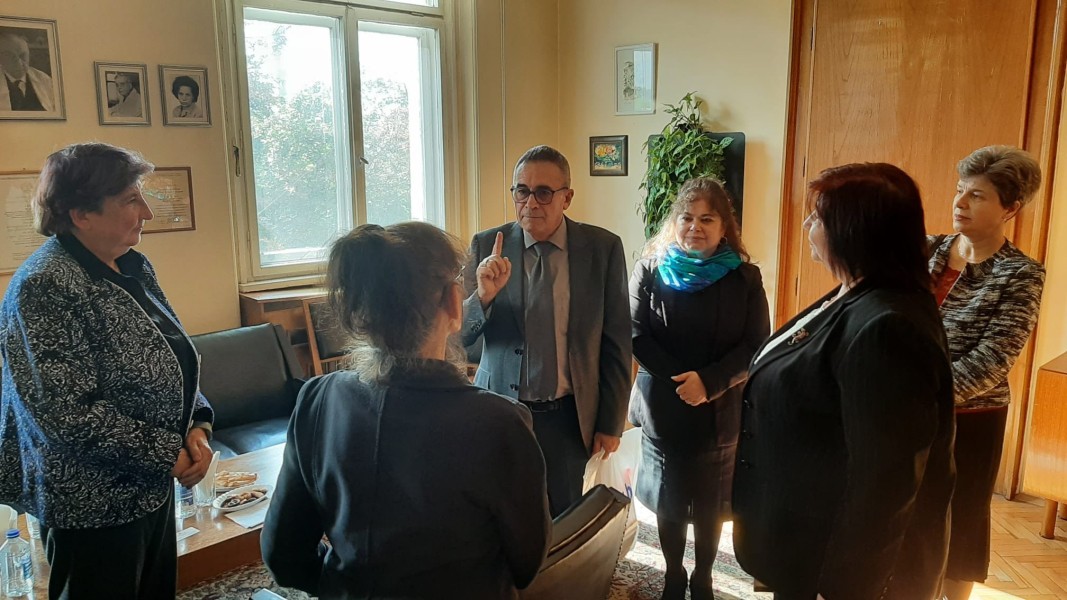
left=4, top=275, right=184, bottom=477
left=950, top=262, right=1045, bottom=404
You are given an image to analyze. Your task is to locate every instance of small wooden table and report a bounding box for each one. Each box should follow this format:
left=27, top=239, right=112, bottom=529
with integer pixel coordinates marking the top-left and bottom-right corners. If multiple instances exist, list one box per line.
left=1023, top=351, right=1067, bottom=539
left=26, top=444, right=285, bottom=595
left=177, top=444, right=284, bottom=588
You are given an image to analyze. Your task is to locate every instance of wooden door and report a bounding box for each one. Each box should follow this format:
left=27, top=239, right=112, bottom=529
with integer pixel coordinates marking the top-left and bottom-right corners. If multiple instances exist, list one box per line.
left=778, top=0, right=1066, bottom=494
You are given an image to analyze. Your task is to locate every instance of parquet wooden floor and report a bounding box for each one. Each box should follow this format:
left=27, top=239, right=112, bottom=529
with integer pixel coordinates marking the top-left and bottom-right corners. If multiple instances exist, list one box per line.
left=974, top=494, right=1067, bottom=599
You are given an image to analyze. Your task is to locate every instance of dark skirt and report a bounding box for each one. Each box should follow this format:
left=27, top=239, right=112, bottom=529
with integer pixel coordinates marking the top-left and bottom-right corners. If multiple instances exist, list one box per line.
left=946, top=405, right=1009, bottom=582
left=635, top=433, right=736, bottom=524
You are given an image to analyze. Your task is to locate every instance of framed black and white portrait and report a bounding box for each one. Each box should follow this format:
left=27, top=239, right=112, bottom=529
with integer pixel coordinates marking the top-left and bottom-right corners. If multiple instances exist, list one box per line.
left=0, top=16, right=65, bottom=121
left=159, top=64, right=210, bottom=127
left=94, top=62, right=149, bottom=126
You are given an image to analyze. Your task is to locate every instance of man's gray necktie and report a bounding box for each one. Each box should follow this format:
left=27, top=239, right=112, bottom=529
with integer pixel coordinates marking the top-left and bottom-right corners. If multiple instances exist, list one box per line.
left=522, top=242, right=558, bottom=402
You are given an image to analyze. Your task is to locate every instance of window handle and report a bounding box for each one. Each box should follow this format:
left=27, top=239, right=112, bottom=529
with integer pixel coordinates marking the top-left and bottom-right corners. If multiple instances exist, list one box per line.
left=232, top=145, right=242, bottom=176
left=359, top=156, right=369, bottom=167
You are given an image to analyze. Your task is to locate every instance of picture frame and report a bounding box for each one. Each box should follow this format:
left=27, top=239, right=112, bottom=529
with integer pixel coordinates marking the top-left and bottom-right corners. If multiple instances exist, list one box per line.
left=590, top=135, right=628, bottom=176
left=142, top=167, right=196, bottom=233
left=0, top=171, right=45, bottom=274
left=0, top=16, right=65, bottom=120
left=94, top=62, right=150, bottom=126
left=159, top=65, right=210, bottom=126
left=615, top=43, right=656, bottom=116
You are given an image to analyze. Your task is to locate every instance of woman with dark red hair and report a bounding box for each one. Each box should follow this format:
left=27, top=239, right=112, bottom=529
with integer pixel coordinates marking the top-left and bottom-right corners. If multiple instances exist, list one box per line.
left=731, top=163, right=956, bottom=600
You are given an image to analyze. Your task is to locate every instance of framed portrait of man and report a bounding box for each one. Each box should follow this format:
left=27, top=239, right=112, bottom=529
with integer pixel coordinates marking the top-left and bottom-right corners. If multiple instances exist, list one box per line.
left=159, top=64, right=210, bottom=127
left=94, top=62, right=150, bottom=126
left=0, top=16, right=65, bottom=120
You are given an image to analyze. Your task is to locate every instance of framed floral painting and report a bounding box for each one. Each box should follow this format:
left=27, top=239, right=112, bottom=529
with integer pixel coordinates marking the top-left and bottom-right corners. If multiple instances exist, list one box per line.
left=590, top=135, right=628, bottom=176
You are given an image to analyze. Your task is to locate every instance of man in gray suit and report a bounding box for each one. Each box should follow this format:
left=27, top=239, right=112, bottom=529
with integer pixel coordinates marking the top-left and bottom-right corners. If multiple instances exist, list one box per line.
left=463, top=145, right=632, bottom=517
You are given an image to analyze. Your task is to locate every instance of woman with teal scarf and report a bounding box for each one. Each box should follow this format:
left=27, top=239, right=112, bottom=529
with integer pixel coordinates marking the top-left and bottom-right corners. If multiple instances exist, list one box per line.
left=628, top=177, right=770, bottom=600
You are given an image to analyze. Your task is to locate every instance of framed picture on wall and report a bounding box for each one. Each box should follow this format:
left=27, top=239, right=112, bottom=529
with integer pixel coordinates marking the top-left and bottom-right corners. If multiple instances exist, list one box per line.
left=590, top=135, right=628, bottom=176
left=0, top=16, right=65, bottom=120
left=615, top=43, right=656, bottom=116
left=159, top=64, right=210, bottom=126
left=94, top=62, right=149, bottom=126
left=142, top=167, right=195, bottom=233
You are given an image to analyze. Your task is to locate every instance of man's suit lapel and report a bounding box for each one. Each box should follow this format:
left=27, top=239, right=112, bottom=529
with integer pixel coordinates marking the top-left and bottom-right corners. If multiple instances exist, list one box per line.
left=566, top=218, right=589, bottom=341
left=503, top=222, right=525, bottom=335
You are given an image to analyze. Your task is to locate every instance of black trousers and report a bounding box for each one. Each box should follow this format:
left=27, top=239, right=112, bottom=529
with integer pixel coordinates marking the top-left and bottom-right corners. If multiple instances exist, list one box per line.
left=528, top=395, right=588, bottom=517
left=45, top=486, right=177, bottom=600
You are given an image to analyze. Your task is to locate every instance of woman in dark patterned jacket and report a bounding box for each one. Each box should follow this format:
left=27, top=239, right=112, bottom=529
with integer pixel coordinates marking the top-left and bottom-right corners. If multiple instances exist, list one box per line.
left=0, top=143, right=213, bottom=600
left=931, top=146, right=1045, bottom=600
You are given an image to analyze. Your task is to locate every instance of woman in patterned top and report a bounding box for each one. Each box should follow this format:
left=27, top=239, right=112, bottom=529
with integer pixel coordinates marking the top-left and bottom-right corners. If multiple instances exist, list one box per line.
left=929, top=146, right=1045, bottom=600
left=0, top=143, right=214, bottom=599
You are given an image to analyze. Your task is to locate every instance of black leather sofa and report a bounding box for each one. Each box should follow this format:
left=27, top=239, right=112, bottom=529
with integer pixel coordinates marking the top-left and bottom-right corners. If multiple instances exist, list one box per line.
left=521, top=484, right=630, bottom=600
left=192, top=323, right=304, bottom=458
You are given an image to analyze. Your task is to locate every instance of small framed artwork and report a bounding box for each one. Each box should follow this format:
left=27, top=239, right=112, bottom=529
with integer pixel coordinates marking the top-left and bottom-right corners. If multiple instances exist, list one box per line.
left=159, top=65, right=210, bottom=126
left=94, top=62, right=149, bottom=126
left=0, top=171, right=44, bottom=274
left=615, top=43, right=656, bottom=116
left=142, top=167, right=195, bottom=233
left=590, top=135, right=628, bottom=176
left=0, top=16, right=65, bottom=120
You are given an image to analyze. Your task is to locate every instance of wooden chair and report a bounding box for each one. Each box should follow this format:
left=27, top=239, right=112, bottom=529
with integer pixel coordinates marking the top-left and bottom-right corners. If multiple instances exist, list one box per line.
left=302, top=298, right=350, bottom=375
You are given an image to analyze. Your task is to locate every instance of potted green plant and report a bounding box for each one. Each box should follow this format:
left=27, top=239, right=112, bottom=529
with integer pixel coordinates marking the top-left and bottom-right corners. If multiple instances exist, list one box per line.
left=639, top=92, right=733, bottom=238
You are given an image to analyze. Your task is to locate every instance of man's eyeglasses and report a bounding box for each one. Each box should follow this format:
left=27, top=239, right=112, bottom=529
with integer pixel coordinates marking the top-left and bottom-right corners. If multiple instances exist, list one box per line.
left=511, top=185, right=569, bottom=205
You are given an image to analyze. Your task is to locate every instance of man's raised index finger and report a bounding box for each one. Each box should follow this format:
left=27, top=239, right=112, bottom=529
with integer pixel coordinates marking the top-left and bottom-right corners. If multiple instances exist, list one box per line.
left=492, top=231, right=504, bottom=256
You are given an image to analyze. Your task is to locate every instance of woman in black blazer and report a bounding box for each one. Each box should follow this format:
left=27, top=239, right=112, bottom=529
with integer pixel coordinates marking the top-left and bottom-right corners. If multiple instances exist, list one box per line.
left=261, top=222, right=550, bottom=599
left=731, top=163, right=956, bottom=600
left=629, top=177, right=770, bottom=600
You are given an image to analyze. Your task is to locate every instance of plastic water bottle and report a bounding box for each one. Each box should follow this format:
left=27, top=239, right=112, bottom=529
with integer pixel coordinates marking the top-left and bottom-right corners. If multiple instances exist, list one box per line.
left=0, top=528, right=32, bottom=597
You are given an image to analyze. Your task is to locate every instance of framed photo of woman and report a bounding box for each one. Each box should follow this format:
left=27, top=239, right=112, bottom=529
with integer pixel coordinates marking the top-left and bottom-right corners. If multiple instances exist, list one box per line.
left=0, top=16, right=65, bottom=120
left=159, top=64, right=210, bottom=126
left=94, top=62, right=149, bottom=126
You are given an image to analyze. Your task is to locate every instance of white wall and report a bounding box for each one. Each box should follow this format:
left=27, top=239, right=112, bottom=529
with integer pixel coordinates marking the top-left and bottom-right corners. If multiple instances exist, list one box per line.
left=0, top=0, right=239, bottom=334
left=557, top=0, right=793, bottom=307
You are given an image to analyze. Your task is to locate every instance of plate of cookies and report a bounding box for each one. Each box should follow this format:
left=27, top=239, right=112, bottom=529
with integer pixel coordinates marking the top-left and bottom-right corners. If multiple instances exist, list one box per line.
left=215, top=470, right=258, bottom=493
left=212, top=484, right=273, bottom=513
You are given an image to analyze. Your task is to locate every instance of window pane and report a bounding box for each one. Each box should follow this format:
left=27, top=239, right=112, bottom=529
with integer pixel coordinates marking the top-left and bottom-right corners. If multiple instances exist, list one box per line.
left=381, top=0, right=438, bottom=7
left=243, top=10, right=352, bottom=268
left=359, top=23, right=444, bottom=227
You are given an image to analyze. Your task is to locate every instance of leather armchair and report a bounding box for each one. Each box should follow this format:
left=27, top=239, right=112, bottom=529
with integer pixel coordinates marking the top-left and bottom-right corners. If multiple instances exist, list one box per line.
left=520, top=484, right=630, bottom=600
left=192, top=323, right=304, bottom=458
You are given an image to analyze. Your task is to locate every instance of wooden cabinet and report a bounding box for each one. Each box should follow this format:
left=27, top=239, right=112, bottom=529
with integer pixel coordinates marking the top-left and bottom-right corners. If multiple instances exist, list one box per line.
left=238, top=287, right=326, bottom=376
left=1022, top=351, right=1067, bottom=538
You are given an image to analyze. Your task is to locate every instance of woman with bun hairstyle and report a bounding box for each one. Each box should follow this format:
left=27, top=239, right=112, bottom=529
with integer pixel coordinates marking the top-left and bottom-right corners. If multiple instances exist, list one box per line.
left=262, top=222, right=550, bottom=599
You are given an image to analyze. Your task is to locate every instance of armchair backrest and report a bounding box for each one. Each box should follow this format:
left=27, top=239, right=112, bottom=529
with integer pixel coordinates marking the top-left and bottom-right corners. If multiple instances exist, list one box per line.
left=191, top=323, right=303, bottom=430
left=520, top=484, right=629, bottom=600
left=303, top=298, right=350, bottom=375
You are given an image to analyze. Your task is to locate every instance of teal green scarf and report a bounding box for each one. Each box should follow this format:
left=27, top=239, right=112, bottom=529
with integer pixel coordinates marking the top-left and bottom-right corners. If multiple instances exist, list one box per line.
left=657, top=243, right=741, bottom=292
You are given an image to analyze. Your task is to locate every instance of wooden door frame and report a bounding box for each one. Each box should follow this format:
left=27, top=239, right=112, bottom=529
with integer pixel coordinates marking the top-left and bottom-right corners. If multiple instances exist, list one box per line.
left=775, top=0, right=1067, bottom=497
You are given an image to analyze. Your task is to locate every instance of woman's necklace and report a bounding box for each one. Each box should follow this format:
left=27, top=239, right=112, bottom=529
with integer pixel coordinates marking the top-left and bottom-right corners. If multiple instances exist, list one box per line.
left=821, top=280, right=854, bottom=308
left=956, top=234, right=1002, bottom=265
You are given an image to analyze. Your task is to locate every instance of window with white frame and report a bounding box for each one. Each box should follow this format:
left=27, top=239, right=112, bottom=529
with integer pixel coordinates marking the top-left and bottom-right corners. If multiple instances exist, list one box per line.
left=224, top=0, right=447, bottom=283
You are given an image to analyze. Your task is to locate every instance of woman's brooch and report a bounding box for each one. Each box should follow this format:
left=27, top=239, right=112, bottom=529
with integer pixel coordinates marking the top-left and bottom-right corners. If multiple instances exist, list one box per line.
left=787, top=328, right=809, bottom=346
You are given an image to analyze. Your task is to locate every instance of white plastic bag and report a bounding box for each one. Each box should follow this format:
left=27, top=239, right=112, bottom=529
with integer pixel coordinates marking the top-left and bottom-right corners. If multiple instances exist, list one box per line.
left=582, top=428, right=641, bottom=556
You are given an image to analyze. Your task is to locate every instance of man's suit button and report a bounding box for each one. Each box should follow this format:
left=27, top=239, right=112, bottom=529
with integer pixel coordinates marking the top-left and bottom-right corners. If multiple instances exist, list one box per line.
left=739, top=458, right=753, bottom=469
left=509, top=384, right=519, bottom=391
left=741, top=430, right=753, bottom=440
left=742, top=399, right=752, bottom=408
left=514, top=348, right=523, bottom=355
